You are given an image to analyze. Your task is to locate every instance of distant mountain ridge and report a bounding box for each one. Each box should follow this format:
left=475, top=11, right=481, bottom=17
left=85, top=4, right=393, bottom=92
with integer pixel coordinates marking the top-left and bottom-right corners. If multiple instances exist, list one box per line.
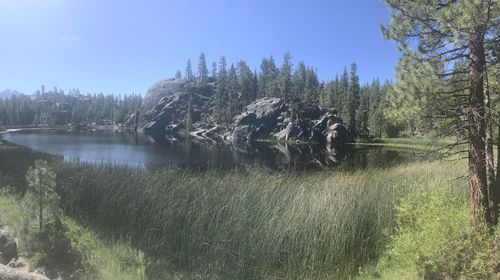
left=0, top=89, right=22, bottom=99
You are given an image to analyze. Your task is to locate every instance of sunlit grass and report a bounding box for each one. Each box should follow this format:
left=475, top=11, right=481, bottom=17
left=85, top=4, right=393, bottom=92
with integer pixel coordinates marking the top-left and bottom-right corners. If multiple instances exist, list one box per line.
left=54, top=158, right=466, bottom=279
left=351, top=137, right=459, bottom=151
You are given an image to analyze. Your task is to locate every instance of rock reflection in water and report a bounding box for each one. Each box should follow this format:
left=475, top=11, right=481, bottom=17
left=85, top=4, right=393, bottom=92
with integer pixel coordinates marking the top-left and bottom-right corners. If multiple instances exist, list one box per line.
left=3, top=131, right=416, bottom=172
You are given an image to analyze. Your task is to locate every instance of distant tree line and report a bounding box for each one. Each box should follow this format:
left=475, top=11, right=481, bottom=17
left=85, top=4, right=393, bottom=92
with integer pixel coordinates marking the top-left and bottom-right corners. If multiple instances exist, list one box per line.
left=1, top=52, right=402, bottom=139
left=0, top=87, right=142, bottom=126
left=181, top=52, right=393, bottom=138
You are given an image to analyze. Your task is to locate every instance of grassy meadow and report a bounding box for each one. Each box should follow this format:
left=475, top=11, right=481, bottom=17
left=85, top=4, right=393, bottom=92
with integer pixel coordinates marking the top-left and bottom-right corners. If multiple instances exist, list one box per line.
left=52, top=157, right=466, bottom=279
left=2, top=138, right=499, bottom=279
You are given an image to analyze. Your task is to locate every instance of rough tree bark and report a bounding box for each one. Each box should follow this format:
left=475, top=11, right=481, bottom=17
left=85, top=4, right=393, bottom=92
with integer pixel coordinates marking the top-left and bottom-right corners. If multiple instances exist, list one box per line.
left=495, top=115, right=500, bottom=225
left=468, top=30, right=491, bottom=225
left=485, top=75, right=497, bottom=224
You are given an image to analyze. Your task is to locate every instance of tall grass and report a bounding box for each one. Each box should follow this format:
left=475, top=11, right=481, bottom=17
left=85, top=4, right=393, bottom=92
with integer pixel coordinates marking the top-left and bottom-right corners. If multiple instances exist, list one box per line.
left=352, top=137, right=458, bottom=151
left=53, top=159, right=466, bottom=279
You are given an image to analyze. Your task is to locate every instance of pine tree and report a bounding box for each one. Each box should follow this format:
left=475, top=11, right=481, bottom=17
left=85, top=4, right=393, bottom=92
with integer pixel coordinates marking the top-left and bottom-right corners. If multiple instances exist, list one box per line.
left=227, top=64, right=239, bottom=120
left=382, top=0, right=500, bottom=225
left=279, top=52, right=293, bottom=102
left=211, top=62, right=217, bottom=78
left=356, top=87, right=370, bottom=136
left=214, top=57, right=228, bottom=123
left=339, top=67, right=350, bottom=119
left=347, top=63, right=360, bottom=133
left=292, top=61, right=307, bottom=100
left=304, top=67, right=319, bottom=103
left=259, top=57, right=279, bottom=97
left=197, top=52, right=209, bottom=86
left=185, top=59, right=194, bottom=84
left=24, top=159, right=59, bottom=231
left=185, top=95, right=193, bottom=130
left=237, top=60, right=255, bottom=105
left=368, top=78, right=386, bottom=139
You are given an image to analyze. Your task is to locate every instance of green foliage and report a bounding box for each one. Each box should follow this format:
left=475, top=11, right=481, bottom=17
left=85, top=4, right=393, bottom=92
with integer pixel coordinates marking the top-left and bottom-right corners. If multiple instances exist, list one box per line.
left=214, top=56, right=228, bottom=123
left=197, top=52, right=209, bottom=87
left=236, top=60, right=257, bottom=105
left=53, top=159, right=465, bottom=278
left=0, top=89, right=142, bottom=126
left=175, top=70, right=182, bottom=79
left=292, top=61, right=307, bottom=101
left=356, top=88, right=370, bottom=136
left=184, top=95, right=193, bottom=130
left=62, top=217, right=146, bottom=280
left=184, top=59, right=194, bottom=84
left=382, top=0, right=499, bottom=56
left=279, top=52, right=292, bottom=102
left=377, top=187, right=500, bottom=279
left=384, top=54, right=446, bottom=135
left=1, top=193, right=145, bottom=279
left=22, top=218, right=87, bottom=279
left=24, top=159, right=60, bottom=231
left=304, top=66, right=319, bottom=103
left=259, top=56, right=280, bottom=98
left=347, top=63, right=360, bottom=130
left=227, top=64, right=239, bottom=120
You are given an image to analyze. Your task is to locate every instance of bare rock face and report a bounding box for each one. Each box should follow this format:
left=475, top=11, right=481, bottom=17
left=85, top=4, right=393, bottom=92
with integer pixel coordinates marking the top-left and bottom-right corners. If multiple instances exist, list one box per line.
left=229, top=98, right=347, bottom=144
left=326, top=123, right=348, bottom=144
left=127, top=78, right=214, bottom=134
left=230, top=98, right=286, bottom=142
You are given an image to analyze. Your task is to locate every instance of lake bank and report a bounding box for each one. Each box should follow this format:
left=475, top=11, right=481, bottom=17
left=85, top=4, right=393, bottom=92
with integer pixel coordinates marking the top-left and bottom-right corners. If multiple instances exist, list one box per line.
left=0, top=124, right=125, bottom=135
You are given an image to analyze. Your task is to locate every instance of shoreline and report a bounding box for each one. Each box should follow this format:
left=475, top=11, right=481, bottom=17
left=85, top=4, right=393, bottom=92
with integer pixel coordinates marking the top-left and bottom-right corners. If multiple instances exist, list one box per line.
left=0, top=124, right=126, bottom=135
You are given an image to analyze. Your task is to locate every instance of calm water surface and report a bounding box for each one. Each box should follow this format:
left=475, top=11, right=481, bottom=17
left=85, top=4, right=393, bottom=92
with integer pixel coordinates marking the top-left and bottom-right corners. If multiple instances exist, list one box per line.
left=1, top=130, right=420, bottom=171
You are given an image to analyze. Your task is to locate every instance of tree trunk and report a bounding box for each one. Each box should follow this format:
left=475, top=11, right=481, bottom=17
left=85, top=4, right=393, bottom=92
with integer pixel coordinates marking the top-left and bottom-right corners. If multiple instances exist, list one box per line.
left=494, top=116, right=500, bottom=225
left=485, top=78, right=497, bottom=224
left=39, top=204, right=43, bottom=231
left=38, top=174, right=43, bottom=231
left=468, top=31, right=490, bottom=225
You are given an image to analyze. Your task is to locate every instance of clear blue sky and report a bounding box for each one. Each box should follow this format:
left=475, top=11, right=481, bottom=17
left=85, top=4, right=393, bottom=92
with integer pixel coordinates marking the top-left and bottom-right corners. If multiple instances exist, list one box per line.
left=0, top=0, right=400, bottom=95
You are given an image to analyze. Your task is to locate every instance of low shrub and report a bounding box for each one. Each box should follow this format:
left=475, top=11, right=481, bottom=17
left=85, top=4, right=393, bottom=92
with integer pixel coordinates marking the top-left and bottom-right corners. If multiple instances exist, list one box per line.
left=372, top=186, right=500, bottom=279
left=21, top=218, right=85, bottom=279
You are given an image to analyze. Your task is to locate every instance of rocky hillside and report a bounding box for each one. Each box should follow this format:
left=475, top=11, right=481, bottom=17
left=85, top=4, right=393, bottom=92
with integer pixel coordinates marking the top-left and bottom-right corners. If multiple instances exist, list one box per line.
left=127, top=78, right=348, bottom=145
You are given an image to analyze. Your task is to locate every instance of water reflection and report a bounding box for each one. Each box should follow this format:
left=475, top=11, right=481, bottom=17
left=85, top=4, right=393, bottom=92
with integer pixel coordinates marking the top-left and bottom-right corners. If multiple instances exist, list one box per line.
left=2, top=130, right=419, bottom=172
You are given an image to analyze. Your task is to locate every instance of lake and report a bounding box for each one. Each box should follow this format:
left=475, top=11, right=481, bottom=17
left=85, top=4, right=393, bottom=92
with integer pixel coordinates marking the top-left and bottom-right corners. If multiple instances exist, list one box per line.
left=1, top=130, right=420, bottom=171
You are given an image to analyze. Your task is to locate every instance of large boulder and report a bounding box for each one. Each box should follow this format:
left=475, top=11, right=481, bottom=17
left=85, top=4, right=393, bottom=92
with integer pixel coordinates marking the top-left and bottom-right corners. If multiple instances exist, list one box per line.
left=230, top=98, right=287, bottom=142
left=309, top=112, right=343, bottom=142
left=0, top=230, right=17, bottom=265
left=127, top=78, right=213, bottom=134
left=326, top=123, right=348, bottom=145
left=229, top=97, right=348, bottom=144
